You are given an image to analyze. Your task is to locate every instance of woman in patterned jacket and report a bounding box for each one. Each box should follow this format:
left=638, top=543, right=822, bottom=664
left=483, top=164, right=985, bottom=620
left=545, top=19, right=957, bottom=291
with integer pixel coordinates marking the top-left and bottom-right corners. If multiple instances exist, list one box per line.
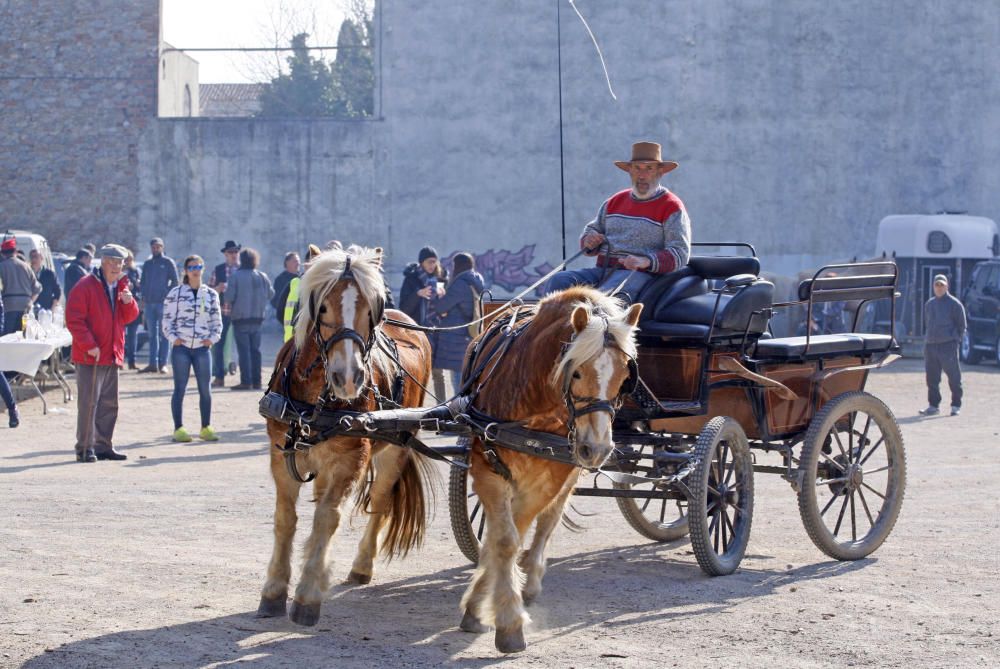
left=162, top=254, right=224, bottom=443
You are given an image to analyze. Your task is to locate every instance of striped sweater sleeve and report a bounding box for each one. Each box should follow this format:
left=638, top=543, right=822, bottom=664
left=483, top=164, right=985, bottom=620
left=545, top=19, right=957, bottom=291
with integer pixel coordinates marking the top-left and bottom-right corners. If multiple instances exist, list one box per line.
left=646, top=208, right=692, bottom=274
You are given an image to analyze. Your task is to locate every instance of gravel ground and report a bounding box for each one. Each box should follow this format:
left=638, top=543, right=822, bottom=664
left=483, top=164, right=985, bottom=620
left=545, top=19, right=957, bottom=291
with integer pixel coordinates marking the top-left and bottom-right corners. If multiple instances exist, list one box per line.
left=1, top=335, right=997, bottom=668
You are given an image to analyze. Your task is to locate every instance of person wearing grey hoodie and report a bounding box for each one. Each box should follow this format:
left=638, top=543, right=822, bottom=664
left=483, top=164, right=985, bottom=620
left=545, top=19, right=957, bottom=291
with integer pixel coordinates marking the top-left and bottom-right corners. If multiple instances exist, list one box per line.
left=431, top=252, right=486, bottom=394
left=224, top=248, right=273, bottom=390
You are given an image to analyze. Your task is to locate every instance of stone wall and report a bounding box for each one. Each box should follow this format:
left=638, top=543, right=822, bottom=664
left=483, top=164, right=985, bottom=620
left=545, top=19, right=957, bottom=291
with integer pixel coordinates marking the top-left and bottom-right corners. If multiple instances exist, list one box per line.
left=0, top=0, right=159, bottom=251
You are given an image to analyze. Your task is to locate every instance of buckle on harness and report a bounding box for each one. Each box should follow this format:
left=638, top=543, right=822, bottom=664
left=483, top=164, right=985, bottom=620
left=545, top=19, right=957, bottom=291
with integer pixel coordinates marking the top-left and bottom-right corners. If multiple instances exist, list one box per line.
left=483, top=422, right=500, bottom=442
left=293, top=440, right=313, bottom=452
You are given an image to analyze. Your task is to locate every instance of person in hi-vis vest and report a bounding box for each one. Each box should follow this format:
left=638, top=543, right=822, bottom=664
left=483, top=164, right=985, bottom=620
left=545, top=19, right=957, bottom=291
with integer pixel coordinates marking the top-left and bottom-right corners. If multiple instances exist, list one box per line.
left=282, top=244, right=323, bottom=342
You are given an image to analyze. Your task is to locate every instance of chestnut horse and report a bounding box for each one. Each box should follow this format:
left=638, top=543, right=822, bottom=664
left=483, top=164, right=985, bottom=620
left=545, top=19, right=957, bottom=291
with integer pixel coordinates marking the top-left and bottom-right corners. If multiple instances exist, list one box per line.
left=256, top=247, right=433, bottom=626
left=459, top=287, right=642, bottom=652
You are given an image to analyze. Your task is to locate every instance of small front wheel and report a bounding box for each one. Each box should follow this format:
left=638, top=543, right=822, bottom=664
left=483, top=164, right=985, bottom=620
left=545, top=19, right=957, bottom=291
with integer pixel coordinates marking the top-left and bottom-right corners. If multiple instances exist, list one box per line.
left=797, top=392, right=906, bottom=560
left=960, top=330, right=982, bottom=364
left=687, top=417, right=754, bottom=576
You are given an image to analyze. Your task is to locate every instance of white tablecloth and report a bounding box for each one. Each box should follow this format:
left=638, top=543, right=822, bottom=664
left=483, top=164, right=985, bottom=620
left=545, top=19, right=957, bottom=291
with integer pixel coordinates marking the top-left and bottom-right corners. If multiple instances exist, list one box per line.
left=0, top=329, right=72, bottom=375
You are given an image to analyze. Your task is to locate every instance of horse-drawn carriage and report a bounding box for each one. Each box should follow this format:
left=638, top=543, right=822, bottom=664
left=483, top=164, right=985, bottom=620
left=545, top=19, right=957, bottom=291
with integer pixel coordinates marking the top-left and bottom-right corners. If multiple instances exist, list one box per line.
left=445, top=245, right=905, bottom=577
left=255, top=243, right=905, bottom=653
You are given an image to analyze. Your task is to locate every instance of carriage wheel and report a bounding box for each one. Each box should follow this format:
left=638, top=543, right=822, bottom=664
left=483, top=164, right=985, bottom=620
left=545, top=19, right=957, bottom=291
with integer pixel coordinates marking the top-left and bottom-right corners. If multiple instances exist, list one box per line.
left=448, top=439, right=482, bottom=564
left=614, top=443, right=690, bottom=542
left=687, top=417, right=754, bottom=576
left=797, top=391, right=905, bottom=560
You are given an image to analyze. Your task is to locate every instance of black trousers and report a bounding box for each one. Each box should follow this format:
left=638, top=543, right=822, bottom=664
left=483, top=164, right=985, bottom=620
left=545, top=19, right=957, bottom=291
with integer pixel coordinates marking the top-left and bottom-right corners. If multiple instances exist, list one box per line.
left=925, top=341, right=963, bottom=409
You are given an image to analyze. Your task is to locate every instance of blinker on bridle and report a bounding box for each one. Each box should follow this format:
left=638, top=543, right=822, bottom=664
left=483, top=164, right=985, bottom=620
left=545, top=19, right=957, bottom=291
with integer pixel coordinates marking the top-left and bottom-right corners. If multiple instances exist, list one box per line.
left=304, top=255, right=384, bottom=379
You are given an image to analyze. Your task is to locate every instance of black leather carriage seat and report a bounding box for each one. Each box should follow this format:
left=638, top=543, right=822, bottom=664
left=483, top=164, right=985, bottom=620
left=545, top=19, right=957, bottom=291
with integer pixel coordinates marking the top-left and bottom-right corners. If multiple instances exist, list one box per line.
left=636, top=256, right=773, bottom=340
left=753, top=333, right=893, bottom=359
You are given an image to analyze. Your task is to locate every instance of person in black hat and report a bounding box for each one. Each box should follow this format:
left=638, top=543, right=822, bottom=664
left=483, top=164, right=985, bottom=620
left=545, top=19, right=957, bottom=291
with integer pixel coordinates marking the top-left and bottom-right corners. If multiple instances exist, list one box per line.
left=139, top=237, right=178, bottom=373
left=209, top=241, right=242, bottom=387
left=399, top=245, right=448, bottom=397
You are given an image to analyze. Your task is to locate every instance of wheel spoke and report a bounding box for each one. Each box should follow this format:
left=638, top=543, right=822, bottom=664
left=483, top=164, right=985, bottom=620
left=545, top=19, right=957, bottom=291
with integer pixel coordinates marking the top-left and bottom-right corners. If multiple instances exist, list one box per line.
left=832, top=429, right=848, bottom=459
left=707, top=485, right=722, bottom=498
left=850, top=490, right=857, bottom=541
left=848, top=413, right=856, bottom=461
left=723, top=455, right=736, bottom=486
left=858, top=436, right=886, bottom=466
left=476, top=510, right=487, bottom=541
left=864, top=465, right=891, bottom=475
left=820, top=450, right=847, bottom=473
left=833, top=491, right=850, bottom=536
left=815, top=476, right=848, bottom=487
left=659, top=498, right=667, bottom=523
left=860, top=481, right=887, bottom=500
left=712, top=509, right=721, bottom=553
left=723, top=508, right=737, bottom=537
left=857, top=487, right=876, bottom=526
left=820, top=490, right=840, bottom=517
left=858, top=414, right=873, bottom=453
left=469, top=500, right=481, bottom=523
left=641, top=494, right=653, bottom=513
left=722, top=510, right=730, bottom=552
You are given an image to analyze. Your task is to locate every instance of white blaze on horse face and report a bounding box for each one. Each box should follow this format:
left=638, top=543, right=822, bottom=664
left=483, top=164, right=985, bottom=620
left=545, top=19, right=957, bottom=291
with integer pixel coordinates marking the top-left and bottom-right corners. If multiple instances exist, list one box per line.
left=329, top=285, right=365, bottom=399
left=590, top=350, right=615, bottom=441
left=573, top=350, right=615, bottom=468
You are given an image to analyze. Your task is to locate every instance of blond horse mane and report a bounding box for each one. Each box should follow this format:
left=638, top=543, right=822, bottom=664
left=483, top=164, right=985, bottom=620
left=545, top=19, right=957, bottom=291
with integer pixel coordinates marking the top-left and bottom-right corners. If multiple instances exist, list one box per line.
left=548, top=289, right=639, bottom=389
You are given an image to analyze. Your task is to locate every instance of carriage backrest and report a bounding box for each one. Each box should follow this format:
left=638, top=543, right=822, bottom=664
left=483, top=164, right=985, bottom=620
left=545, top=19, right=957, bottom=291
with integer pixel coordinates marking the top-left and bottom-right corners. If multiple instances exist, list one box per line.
left=797, top=272, right=897, bottom=303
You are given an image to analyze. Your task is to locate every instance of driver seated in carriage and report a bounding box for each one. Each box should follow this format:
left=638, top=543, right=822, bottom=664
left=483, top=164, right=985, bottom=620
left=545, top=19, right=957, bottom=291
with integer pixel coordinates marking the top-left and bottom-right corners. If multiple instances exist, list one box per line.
left=543, top=140, right=692, bottom=306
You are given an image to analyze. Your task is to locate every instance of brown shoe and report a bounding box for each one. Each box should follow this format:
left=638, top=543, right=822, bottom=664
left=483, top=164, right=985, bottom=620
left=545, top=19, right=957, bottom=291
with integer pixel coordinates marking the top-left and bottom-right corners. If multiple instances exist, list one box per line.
left=211, top=378, right=225, bottom=388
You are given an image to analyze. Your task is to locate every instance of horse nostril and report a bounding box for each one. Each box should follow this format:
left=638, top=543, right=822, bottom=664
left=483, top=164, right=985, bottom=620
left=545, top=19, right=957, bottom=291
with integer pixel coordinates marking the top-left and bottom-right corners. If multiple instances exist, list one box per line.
left=353, top=368, right=365, bottom=387
left=331, top=372, right=344, bottom=387
left=578, top=444, right=592, bottom=462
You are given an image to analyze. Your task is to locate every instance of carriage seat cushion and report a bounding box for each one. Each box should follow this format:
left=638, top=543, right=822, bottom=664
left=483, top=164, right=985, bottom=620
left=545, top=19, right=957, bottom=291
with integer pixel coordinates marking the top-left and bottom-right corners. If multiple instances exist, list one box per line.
left=634, top=256, right=761, bottom=322
left=754, top=333, right=893, bottom=359
left=641, top=280, right=774, bottom=339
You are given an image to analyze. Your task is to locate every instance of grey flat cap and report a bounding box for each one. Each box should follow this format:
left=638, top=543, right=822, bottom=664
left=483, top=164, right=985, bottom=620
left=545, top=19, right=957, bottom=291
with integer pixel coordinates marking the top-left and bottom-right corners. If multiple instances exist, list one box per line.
left=99, top=243, right=129, bottom=259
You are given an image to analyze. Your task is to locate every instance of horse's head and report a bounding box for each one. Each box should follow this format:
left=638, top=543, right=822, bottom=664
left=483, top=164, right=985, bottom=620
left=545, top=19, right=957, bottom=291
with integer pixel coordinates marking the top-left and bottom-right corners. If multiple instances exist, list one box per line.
left=294, top=246, right=386, bottom=401
left=552, top=297, right=643, bottom=469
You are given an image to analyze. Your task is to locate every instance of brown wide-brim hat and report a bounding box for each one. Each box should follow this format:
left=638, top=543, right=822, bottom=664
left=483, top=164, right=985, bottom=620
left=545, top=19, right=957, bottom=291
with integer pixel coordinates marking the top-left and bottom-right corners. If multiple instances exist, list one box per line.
left=614, top=141, right=679, bottom=174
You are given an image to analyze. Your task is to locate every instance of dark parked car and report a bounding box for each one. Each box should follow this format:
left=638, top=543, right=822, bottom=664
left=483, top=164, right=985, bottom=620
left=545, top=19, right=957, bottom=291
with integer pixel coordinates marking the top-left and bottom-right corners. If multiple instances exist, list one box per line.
left=960, top=259, right=1000, bottom=364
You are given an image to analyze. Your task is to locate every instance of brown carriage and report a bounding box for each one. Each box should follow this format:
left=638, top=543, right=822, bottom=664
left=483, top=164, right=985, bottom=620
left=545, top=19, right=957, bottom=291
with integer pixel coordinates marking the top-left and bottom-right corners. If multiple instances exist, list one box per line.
left=449, top=245, right=905, bottom=576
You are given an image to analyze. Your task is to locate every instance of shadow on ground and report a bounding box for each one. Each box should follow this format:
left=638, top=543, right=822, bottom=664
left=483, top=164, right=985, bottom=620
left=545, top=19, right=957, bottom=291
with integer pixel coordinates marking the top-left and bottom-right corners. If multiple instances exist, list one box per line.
left=19, top=545, right=870, bottom=668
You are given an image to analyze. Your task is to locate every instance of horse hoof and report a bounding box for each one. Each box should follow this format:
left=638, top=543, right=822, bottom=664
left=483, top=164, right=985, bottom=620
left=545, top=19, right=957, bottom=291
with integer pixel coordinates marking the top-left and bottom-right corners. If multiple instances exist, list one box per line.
left=256, top=594, right=287, bottom=618
left=495, top=627, right=526, bottom=653
left=459, top=609, right=488, bottom=634
left=346, top=570, right=372, bottom=585
left=288, top=600, right=321, bottom=627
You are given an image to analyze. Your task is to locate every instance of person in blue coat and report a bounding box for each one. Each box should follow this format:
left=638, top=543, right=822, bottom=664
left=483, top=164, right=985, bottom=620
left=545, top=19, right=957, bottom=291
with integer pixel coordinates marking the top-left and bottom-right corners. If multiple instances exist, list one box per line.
left=431, top=253, right=485, bottom=394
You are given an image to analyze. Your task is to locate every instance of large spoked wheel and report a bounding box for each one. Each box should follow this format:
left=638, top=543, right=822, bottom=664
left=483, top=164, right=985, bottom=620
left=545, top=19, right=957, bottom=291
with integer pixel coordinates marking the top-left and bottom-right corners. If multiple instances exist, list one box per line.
left=687, top=417, right=754, bottom=576
left=614, top=444, right=690, bottom=542
left=797, top=391, right=906, bottom=560
left=448, top=439, right=483, bottom=563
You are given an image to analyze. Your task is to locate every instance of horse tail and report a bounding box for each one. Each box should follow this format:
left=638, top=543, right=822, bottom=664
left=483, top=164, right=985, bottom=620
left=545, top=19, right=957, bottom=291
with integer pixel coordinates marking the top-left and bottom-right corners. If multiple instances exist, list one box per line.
left=380, top=451, right=438, bottom=560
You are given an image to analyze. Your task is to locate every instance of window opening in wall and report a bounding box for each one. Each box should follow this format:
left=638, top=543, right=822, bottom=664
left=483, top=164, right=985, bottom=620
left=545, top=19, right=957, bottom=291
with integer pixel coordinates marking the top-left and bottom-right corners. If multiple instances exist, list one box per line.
left=159, top=0, right=377, bottom=119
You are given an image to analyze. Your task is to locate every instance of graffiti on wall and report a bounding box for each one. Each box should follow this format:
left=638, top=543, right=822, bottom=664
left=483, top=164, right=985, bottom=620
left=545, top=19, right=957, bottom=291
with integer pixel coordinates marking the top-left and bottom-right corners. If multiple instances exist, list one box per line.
left=441, top=244, right=557, bottom=293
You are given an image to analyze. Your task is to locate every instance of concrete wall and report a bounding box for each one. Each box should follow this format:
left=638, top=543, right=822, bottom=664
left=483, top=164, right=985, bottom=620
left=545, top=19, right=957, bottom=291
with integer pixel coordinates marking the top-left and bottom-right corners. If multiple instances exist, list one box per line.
left=138, top=119, right=382, bottom=277
left=0, top=0, right=159, bottom=251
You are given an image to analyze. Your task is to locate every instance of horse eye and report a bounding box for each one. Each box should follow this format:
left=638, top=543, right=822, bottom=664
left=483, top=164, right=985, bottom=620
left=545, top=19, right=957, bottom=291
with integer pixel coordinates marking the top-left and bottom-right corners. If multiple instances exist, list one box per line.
left=319, top=305, right=327, bottom=314
left=572, top=371, right=582, bottom=380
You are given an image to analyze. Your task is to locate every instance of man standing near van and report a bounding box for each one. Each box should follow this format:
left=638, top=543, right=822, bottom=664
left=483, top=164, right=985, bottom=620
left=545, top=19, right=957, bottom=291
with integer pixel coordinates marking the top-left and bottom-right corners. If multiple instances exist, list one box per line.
left=919, top=274, right=966, bottom=417
left=139, top=237, right=178, bottom=373
left=0, top=238, right=41, bottom=335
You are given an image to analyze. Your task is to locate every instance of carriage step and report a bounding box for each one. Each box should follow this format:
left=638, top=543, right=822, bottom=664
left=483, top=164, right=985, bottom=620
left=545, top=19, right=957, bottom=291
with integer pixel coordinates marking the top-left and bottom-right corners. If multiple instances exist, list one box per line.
left=630, top=381, right=703, bottom=416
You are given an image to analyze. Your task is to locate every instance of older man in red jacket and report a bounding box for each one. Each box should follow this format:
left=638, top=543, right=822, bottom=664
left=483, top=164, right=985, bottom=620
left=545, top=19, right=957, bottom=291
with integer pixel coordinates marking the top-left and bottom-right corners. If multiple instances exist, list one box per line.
left=65, top=244, right=140, bottom=463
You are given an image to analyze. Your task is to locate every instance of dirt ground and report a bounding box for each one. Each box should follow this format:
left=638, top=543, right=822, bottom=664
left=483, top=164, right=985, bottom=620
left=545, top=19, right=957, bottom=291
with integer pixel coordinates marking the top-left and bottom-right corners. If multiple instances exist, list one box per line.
left=1, top=332, right=997, bottom=668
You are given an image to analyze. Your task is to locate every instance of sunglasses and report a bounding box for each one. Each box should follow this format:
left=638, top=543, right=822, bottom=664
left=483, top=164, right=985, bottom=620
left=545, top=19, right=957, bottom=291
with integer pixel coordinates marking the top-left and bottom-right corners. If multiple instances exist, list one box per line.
left=186, top=264, right=204, bottom=271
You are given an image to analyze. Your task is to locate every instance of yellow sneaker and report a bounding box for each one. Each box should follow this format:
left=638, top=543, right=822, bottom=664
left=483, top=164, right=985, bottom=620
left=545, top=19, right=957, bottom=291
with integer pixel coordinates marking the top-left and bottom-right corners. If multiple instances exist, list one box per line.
left=199, top=426, right=219, bottom=441
left=173, top=427, right=193, bottom=443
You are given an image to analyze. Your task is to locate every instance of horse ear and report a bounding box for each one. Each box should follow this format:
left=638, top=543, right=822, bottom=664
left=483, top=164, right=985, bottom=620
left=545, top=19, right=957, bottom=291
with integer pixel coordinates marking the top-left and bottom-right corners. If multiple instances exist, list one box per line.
left=624, top=302, right=643, bottom=327
left=571, top=306, right=590, bottom=334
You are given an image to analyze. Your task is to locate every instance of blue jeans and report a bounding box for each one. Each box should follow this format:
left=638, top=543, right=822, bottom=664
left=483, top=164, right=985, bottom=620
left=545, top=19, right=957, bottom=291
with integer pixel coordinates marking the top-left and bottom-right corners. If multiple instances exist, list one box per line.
left=171, top=345, right=213, bottom=429
left=0, top=372, right=15, bottom=413
left=144, top=303, right=170, bottom=368
left=232, top=321, right=262, bottom=387
left=543, top=267, right=656, bottom=304
left=212, top=315, right=231, bottom=380
left=125, top=319, right=140, bottom=366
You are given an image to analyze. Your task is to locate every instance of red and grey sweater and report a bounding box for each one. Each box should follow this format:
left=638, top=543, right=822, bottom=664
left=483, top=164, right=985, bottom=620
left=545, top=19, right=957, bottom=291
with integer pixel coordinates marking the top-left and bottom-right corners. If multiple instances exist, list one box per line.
left=580, top=187, right=691, bottom=274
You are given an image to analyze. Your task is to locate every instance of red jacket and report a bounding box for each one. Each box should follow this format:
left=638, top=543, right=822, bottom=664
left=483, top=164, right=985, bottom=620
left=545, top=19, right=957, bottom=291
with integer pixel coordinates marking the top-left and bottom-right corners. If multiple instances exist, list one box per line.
left=65, top=272, right=140, bottom=366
